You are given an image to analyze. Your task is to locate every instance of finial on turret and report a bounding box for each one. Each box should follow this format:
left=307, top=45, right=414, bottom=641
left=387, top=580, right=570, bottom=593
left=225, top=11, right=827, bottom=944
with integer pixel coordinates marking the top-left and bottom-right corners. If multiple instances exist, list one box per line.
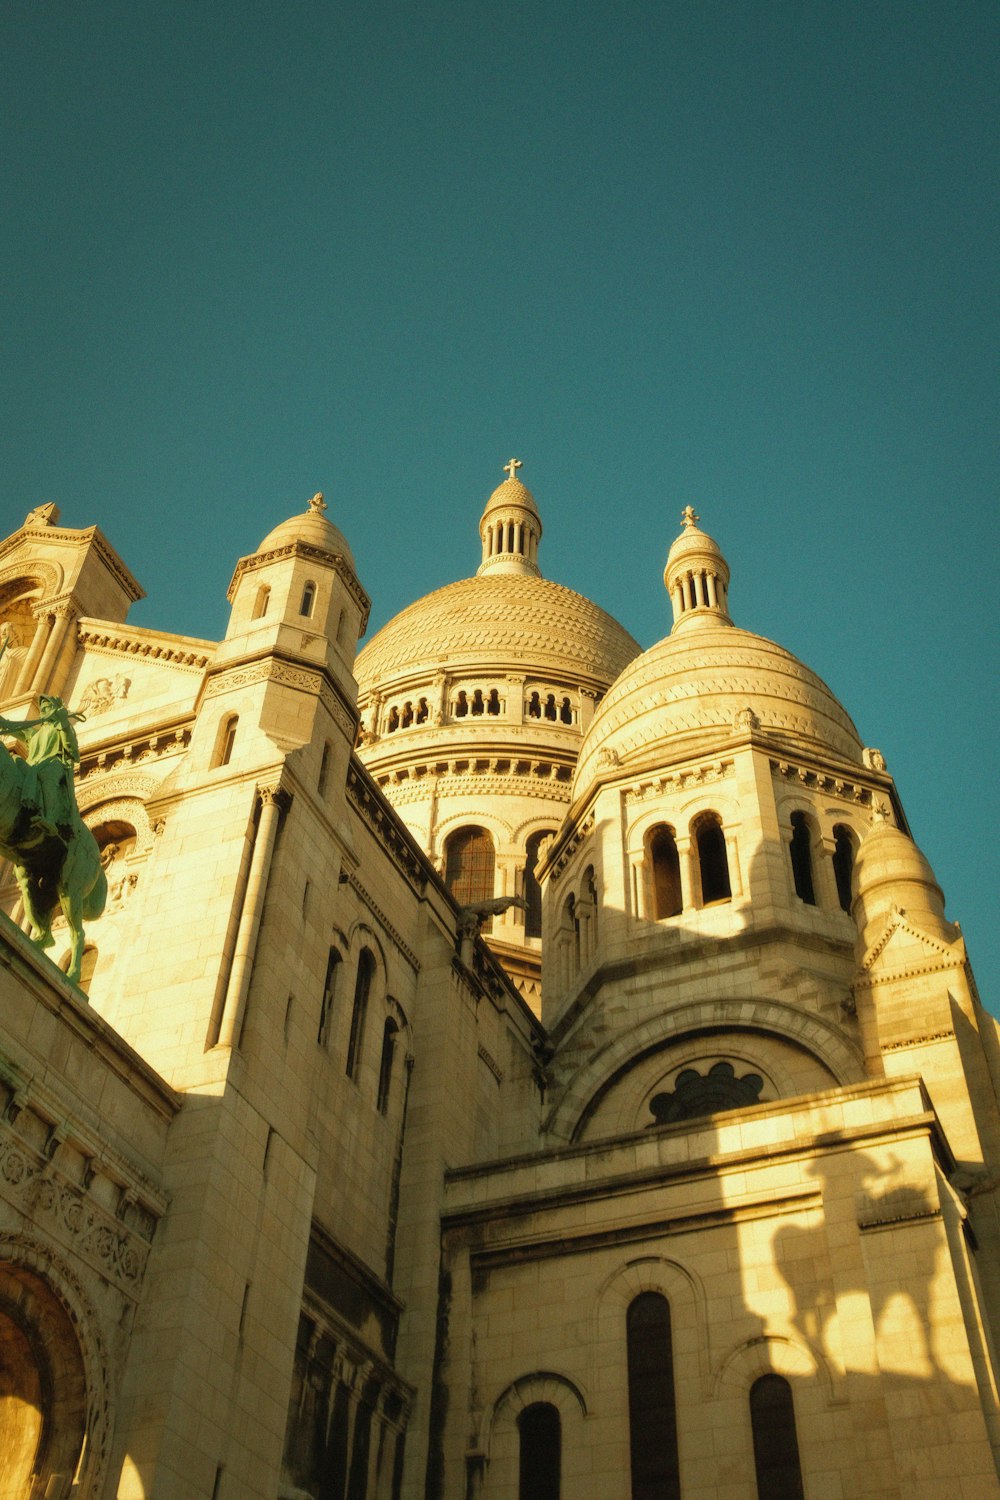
left=680, top=504, right=700, bottom=529
left=503, top=458, right=523, bottom=483
left=308, top=492, right=327, bottom=514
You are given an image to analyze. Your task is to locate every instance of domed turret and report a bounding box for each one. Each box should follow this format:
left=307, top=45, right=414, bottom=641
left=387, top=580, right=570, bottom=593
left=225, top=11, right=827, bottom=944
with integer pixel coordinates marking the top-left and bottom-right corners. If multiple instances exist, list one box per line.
left=476, top=459, right=543, bottom=578
left=255, top=491, right=357, bottom=570
left=851, top=807, right=954, bottom=951
left=664, top=506, right=731, bottom=631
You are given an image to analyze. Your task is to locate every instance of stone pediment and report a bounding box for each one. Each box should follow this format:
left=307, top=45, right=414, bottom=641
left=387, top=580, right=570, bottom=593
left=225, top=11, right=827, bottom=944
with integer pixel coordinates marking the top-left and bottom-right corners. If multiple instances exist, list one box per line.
left=856, top=905, right=965, bottom=984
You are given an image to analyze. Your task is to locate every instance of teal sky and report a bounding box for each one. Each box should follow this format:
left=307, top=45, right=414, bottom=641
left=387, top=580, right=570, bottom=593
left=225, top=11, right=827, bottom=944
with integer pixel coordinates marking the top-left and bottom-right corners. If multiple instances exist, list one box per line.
left=3, top=2, right=998, bottom=1002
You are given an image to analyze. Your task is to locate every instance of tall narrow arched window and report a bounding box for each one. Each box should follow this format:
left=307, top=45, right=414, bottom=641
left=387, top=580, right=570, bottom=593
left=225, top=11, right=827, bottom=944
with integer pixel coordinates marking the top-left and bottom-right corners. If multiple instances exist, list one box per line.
left=524, top=830, right=553, bottom=939
left=346, top=949, right=375, bottom=1079
left=527, top=692, right=541, bottom=718
left=518, top=1401, right=561, bottom=1500
left=214, top=713, right=239, bottom=768
left=444, top=827, right=495, bottom=908
left=695, top=813, right=731, bottom=904
left=627, top=1292, right=680, bottom=1500
left=318, top=948, right=341, bottom=1046
left=789, top=813, right=816, bottom=905
left=832, top=824, right=855, bottom=913
left=317, top=743, right=331, bottom=797
left=299, top=581, right=316, bottom=617
left=251, top=585, right=270, bottom=619
left=455, top=690, right=469, bottom=718
left=377, top=1017, right=398, bottom=1114
left=749, top=1375, right=805, bottom=1500
left=649, top=825, right=682, bottom=919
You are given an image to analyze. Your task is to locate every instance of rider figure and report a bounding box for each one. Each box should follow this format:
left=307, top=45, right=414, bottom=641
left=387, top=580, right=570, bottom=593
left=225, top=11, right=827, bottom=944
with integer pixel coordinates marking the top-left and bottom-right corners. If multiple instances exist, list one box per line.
left=0, top=695, right=84, bottom=843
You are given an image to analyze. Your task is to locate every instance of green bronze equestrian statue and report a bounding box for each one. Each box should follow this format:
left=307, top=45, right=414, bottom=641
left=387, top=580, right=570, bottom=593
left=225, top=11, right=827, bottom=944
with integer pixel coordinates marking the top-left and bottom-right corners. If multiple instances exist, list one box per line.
left=0, top=675, right=107, bottom=984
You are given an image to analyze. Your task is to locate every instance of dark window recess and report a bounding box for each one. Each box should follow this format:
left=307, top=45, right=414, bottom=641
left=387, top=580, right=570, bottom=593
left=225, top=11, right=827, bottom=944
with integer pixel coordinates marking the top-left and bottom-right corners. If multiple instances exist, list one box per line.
left=832, top=825, right=855, bottom=913
left=524, top=830, right=554, bottom=938
left=696, top=816, right=731, bottom=903
left=649, top=1061, right=764, bottom=1125
left=518, top=1402, right=561, bottom=1500
left=789, top=813, right=816, bottom=905
left=750, top=1375, right=805, bottom=1500
left=346, top=950, right=375, bottom=1078
left=444, top=827, right=495, bottom=926
left=650, top=826, right=682, bottom=919
left=627, top=1293, right=680, bottom=1500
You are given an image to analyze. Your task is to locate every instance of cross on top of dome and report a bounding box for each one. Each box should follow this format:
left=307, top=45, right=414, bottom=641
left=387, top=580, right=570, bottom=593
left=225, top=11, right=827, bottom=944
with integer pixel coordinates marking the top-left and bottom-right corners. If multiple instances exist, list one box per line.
left=308, top=492, right=327, bottom=515
left=503, top=458, right=523, bottom=483
left=681, top=504, right=700, bottom=529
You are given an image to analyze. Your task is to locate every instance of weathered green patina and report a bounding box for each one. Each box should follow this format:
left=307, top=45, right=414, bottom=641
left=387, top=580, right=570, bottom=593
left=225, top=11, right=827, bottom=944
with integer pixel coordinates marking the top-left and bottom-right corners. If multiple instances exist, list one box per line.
left=0, top=688, right=106, bottom=985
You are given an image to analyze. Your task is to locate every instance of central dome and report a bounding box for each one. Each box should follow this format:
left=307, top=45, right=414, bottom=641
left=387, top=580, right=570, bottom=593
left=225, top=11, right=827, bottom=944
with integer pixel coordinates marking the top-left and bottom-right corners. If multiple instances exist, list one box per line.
left=356, top=573, right=639, bottom=685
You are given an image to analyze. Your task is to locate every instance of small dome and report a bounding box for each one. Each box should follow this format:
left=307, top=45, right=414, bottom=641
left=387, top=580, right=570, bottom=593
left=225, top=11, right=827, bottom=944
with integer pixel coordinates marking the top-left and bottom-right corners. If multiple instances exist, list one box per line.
left=664, top=507, right=732, bottom=633
left=574, top=624, right=863, bottom=796
left=480, top=473, right=541, bottom=524
left=356, top=574, right=640, bottom=686
left=851, top=815, right=953, bottom=949
left=257, top=493, right=356, bottom=570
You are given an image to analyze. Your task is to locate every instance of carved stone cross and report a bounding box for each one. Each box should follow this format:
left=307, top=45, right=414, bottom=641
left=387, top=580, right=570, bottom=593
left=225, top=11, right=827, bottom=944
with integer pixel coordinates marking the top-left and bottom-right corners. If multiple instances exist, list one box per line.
left=680, top=504, right=700, bottom=528
left=503, top=458, right=523, bottom=482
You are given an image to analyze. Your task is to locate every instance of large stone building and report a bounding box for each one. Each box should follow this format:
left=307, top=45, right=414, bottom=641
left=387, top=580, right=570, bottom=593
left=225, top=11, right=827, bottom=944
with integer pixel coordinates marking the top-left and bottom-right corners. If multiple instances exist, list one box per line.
left=0, top=469, right=998, bottom=1500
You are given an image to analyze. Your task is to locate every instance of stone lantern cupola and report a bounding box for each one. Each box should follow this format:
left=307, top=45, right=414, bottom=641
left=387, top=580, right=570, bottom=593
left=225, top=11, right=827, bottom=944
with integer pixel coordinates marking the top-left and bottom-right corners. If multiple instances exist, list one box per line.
left=664, top=506, right=732, bottom=632
left=476, top=459, right=542, bottom=578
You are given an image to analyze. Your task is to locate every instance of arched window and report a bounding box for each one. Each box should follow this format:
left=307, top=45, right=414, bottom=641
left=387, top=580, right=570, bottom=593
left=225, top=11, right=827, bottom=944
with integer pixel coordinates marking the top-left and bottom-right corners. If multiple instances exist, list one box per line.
left=648, top=825, right=682, bottom=919
left=527, top=692, right=541, bottom=719
left=832, top=824, right=855, bottom=913
left=544, top=694, right=557, bottom=721
left=471, top=689, right=485, bottom=715
left=416, top=697, right=429, bottom=723
left=318, top=743, right=331, bottom=797
left=523, top=830, right=554, bottom=939
left=695, top=813, right=731, bottom=904
left=487, top=688, right=501, bottom=715
left=401, top=701, right=413, bottom=728
left=518, top=1401, right=561, bottom=1500
left=627, top=1292, right=680, bottom=1500
left=789, top=813, right=816, bottom=905
left=444, top=827, right=495, bottom=908
left=299, top=581, right=316, bottom=617
left=346, top=949, right=375, bottom=1078
left=455, top=691, right=469, bottom=718
left=559, top=696, right=573, bottom=725
left=251, top=585, right=270, bottom=620
left=749, top=1375, right=805, bottom=1500
left=214, top=714, right=238, bottom=768
left=318, top=948, right=341, bottom=1046
left=377, top=1017, right=398, bottom=1114
left=386, top=706, right=399, bottom=733
left=336, top=606, right=350, bottom=645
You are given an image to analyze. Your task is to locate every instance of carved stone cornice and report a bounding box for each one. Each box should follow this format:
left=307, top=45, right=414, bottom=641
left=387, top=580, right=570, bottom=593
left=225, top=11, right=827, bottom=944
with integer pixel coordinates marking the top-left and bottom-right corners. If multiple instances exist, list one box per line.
left=547, top=812, right=595, bottom=882
left=76, top=621, right=214, bottom=670
left=346, top=760, right=428, bottom=894
left=624, top=758, right=735, bottom=803
left=0, top=525, right=144, bottom=604
left=770, top=758, right=874, bottom=805
left=380, top=772, right=573, bottom=808
left=78, top=727, right=191, bottom=783
left=203, top=656, right=357, bottom=740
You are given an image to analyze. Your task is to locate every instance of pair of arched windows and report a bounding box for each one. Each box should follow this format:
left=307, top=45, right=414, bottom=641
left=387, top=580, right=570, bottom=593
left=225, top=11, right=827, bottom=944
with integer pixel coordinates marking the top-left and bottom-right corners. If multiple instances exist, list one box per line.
left=526, top=690, right=573, bottom=724
left=318, top=947, right=401, bottom=1114
left=516, top=1294, right=804, bottom=1499
left=789, top=816, right=856, bottom=914
left=647, top=814, right=732, bottom=919
left=385, top=698, right=430, bottom=732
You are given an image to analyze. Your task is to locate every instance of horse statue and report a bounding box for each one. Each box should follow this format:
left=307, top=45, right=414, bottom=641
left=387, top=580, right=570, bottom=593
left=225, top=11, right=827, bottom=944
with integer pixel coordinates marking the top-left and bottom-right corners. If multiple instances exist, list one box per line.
left=0, top=686, right=106, bottom=985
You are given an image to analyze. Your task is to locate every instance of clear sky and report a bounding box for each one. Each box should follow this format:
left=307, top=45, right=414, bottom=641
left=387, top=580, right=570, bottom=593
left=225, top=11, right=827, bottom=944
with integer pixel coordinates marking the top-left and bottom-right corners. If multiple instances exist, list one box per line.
left=3, top=2, right=998, bottom=1003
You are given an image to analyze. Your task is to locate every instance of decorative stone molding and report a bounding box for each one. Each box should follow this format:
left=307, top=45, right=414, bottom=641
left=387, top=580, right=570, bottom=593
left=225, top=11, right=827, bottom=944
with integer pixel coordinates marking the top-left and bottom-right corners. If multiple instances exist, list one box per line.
left=380, top=771, right=573, bottom=808
left=547, top=813, right=595, bottom=883
left=77, top=622, right=206, bottom=667
left=342, top=874, right=420, bottom=973
left=624, top=758, right=735, bottom=804
left=204, top=657, right=357, bottom=739
left=770, top=758, right=873, bottom=804
left=0, top=557, right=63, bottom=598
left=81, top=797, right=156, bottom=855
left=76, top=672, right=131, bottom=717
left=477, top=1044, right=503, bottom=1084
left=346, top=761, right=427, bottom=894
left=78, top=729, right=190, bottom=782
left=0, top=1131, right=157, bottom=1296
left=228, top=541, right=371, bottom=630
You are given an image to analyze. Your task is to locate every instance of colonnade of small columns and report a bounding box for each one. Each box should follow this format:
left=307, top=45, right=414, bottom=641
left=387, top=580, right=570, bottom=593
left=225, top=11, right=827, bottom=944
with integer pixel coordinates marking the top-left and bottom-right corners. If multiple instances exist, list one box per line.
left=7, top=599, right=78, bottom=702
left=362, top=679, right=602, bottom=739
left=483, top=515, right=539, bottom=566
left=668, top=567, right=728, bottom=622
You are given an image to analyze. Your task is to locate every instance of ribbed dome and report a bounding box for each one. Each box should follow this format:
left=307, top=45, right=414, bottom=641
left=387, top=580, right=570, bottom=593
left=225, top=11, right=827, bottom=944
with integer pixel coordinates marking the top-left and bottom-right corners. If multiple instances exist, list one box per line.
left=574, top=624, right=863, bottom=795
left=356, top=574, right=640, bottom=686
left=257, top=494, right=355, bottom=570
left=480, top=474, right=540, bottom=523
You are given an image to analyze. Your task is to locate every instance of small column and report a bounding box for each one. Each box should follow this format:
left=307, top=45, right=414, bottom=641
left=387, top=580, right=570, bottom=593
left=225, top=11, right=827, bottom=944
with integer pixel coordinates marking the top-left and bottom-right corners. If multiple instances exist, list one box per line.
left=215, top=784, right=287, bottom=1048
left=15, top=611, right=52, bottom=695
left=676, top=834, right=695, bottom=909
left=707, top=572, right=719, bottom=607
left=31, top=602, right=74, bottom=696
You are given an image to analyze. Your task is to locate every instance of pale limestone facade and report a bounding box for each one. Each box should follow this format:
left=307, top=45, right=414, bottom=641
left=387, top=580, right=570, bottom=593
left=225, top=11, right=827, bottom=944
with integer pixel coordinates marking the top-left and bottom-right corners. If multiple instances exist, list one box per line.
left=0, top=478, right=998, bottom=1500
